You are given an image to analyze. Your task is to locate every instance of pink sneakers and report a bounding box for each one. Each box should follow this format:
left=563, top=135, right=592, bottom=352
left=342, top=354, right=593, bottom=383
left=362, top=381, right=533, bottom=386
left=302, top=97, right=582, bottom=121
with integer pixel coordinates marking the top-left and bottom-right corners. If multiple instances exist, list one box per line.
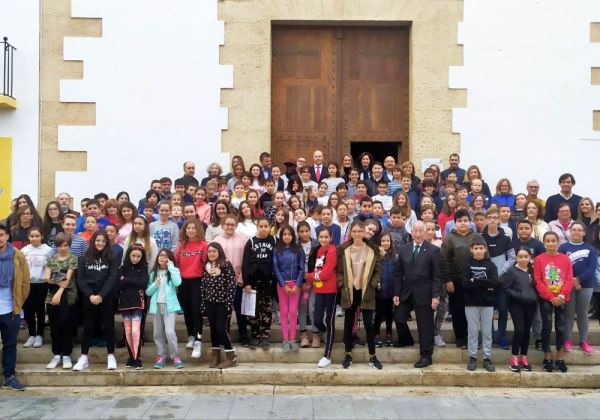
left=580, top=341, right=594, bottom=355
left=564, top=339, right=572, bottom=352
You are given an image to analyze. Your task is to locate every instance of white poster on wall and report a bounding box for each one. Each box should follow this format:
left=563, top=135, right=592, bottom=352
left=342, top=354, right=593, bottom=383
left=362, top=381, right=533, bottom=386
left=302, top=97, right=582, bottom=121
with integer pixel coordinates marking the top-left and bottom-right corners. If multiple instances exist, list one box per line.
left=421, top=158, right=443, bottom=173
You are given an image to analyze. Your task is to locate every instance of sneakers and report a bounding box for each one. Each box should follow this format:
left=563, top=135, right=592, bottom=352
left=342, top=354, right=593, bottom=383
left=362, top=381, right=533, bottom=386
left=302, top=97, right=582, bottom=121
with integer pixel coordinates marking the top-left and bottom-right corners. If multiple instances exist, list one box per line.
left=509, top=356, right=520, bottom=372
left=385, top=335, right=393, bottom=347
left=282, top=341, right=292, bottom=352
left=134, top=359, right=143, bottom=370
left=290, top=341, right=300, bottom=352
left=23, top=336, right=35, bottom=348
left=311, top=334, right=321, bottom=348
left=125, top=358, right=134, bottom=368
left=535, top=339, right=542, bottom=351
left=580, top=340, right=594, bottom=355
left=191, top=340, right=202, bottom=358
left=369, top=356, right=383, bottom=370
left=62, top=356, right=72, bottom=370
left=174, top=357, right=184, bottom=369
left=186, top=336, right=195, bottom=349
left=335, top=305, right=343, bottom=317
left=375, top=337, right=383, bottom=348
left=154, top=355, right=167, bottom=369
left=2, top=375, right=25, bottom=391
left=519, top=357, right=532, bottom=372
left=73, top=355, right=89, bottom=371
left=564, top=338, right=572, bottom=352
left=33, top=335, right=43, bottom=348
left=317, top=357, right=331, bottom=368
left=46, top=355, right=61, bottom=369
left=342, top=354, right=353, bottom=369
left=467, top=357, right=477, bottom=371
left=542, top=358, right=554, bottom=372
left=107, top=354, right=117, bottom=370
left=555, top=359, right=568, bottom=373
left=300, top=333, right=309, bottom=348
left=483, top=358, right=495, bottom=372
left=434, top=335, right=446, bottom=347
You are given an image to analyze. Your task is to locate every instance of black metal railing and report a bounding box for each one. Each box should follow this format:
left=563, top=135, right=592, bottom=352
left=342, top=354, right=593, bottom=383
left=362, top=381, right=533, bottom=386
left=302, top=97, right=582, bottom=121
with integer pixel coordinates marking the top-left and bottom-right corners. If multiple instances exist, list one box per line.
left=2, top=37, right=16, bottom=98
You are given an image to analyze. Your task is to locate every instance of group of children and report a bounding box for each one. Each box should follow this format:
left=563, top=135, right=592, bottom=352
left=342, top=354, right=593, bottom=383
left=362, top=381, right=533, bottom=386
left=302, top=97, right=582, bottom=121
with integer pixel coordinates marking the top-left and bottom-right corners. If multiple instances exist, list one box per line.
left=4, top=152, right=600, bottom=374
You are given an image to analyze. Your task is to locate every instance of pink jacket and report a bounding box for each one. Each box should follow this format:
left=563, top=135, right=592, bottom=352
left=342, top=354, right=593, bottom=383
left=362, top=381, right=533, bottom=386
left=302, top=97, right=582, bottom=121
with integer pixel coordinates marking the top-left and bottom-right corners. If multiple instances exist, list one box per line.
left=214, top=232, right=248, bottom=283
left=195, top=202, right=211, bottom=225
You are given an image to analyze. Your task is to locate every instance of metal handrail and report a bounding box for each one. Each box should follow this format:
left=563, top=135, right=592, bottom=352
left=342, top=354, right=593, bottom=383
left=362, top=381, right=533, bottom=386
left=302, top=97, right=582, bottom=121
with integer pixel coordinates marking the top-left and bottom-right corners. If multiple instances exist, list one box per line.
left=2, top=37, right=16, bottom=99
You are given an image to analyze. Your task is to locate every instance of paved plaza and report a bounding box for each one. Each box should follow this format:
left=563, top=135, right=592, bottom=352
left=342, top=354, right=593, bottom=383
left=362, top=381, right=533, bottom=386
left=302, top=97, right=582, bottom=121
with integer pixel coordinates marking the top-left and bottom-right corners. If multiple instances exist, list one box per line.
left=0, top=386, right=598, bottom=419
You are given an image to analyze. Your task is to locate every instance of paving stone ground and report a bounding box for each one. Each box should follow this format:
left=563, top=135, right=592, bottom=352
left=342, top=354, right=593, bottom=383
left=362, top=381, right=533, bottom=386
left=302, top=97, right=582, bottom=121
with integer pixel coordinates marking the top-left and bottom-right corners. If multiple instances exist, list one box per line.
left=1, top=386, right=599, bottom=419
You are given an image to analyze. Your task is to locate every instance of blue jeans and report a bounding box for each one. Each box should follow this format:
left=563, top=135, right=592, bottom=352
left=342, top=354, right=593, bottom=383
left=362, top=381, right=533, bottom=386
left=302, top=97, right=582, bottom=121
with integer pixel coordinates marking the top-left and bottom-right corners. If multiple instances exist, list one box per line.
left=0, top=312, right=20, bottom=378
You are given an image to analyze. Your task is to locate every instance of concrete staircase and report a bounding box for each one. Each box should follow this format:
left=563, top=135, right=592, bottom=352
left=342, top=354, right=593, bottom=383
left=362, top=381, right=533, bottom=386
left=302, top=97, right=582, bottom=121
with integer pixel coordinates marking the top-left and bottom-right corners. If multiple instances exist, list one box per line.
left=14, top=317, right=600, bottom=388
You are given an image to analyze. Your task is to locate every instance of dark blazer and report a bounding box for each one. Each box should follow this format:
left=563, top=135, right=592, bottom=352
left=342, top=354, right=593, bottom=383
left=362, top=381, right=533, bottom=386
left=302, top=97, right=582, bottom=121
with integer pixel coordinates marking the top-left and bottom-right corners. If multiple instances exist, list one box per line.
left=309, top=165, right=326, bottom=183
left=394, top=241, right=442, bottom=306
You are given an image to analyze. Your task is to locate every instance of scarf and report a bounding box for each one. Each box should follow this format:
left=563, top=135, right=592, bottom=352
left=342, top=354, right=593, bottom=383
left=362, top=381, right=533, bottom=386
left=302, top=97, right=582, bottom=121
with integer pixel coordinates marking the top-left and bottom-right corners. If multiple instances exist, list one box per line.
left=0, top=243, right=15, bottom=288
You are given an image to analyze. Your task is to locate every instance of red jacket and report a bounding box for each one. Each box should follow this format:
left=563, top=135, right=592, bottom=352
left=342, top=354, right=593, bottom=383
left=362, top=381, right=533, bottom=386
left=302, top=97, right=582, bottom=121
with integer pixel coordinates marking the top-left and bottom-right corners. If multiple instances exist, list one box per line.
left=306, top=245, right=338, bottom=294
left=533, top=252, right=573, bottom=302
left=175, top=240, right=207, bottom=279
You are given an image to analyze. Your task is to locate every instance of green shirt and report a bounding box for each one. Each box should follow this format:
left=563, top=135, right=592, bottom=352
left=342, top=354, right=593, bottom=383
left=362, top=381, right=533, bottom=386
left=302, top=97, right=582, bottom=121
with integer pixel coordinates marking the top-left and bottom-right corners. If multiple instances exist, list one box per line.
left=45, top=254, right=78, bottom=305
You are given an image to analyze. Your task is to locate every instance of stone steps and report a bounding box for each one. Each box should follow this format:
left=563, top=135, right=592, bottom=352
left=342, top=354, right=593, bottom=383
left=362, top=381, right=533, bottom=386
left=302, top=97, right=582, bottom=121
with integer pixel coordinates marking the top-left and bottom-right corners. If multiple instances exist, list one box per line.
left=18, top=317, right=600, bottom=344
left=16, top=362, right=600, bottom=388
left=16, top=343, right=600, bottom=365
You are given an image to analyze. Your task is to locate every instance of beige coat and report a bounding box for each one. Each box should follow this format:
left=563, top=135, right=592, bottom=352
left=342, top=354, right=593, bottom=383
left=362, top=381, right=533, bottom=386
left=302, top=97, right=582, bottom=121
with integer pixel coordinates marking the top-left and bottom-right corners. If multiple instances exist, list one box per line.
left=336, top=241, right=381, bottom=310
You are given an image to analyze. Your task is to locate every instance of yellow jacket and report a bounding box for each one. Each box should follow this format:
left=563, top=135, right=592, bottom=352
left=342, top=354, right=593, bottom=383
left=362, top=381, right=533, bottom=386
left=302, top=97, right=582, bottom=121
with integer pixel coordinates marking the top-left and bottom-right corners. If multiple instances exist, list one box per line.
left=11, top=249, right=30, bottom=315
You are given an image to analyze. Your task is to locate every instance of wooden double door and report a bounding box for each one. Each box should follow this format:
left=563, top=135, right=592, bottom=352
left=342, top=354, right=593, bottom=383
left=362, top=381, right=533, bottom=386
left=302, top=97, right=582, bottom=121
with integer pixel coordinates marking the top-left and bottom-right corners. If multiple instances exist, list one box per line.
left=271, top=26, right=409, bottom=166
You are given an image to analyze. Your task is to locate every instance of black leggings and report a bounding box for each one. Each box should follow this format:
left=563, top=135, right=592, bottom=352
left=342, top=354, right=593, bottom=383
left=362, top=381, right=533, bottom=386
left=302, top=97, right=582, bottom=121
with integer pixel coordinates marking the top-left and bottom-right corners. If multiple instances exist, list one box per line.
left=448, top=286, right=467, bottom=341
left=47, top=292, right=73, bottom=356
left=81, top=296, right=115, bottom=354
left=314, top=293, right=336, bottom=359
left=508, top=299, right=537, bottom=356
left=539, top=298, right=566, bottom=353
left=206, top=302, right=233, bottom=350
left=374, top=297, right=393, bottom=336
left=177, top=279, right=203, bottom=339
left=23, top=283, right=47, bottom=337
left=343, top=288, right=375, bottom=355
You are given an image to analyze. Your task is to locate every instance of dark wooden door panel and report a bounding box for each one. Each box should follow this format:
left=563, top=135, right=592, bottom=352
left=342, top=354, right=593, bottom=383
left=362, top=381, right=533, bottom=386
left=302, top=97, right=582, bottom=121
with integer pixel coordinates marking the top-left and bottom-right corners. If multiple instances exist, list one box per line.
left=271, top=26, right=409, bottom=165
left=341, top=28, right=409, bottom=143
left=271, top=28, right=338, bottom=164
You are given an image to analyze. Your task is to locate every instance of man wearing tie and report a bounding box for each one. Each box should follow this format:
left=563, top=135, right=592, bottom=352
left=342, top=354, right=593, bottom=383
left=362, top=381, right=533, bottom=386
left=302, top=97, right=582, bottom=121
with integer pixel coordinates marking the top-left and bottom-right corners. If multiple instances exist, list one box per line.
left=393, top=221, right=442, bottom=368
left=309, top=150, right=325, bottom=183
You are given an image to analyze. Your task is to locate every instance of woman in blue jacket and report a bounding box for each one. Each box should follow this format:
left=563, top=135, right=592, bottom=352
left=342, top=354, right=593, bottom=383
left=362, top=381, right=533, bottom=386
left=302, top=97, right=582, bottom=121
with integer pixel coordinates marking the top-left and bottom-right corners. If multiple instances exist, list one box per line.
left=273, top=225, right=305, bottom=352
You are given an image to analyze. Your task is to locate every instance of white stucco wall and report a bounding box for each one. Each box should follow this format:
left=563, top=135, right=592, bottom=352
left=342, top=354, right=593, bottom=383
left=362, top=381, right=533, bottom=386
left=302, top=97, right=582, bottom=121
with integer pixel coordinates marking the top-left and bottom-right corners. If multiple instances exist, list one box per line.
left=451, top=0, right=600, bottom=200
left=56, top=0, right=233, bottom=205
left=0, top=0, right=40, bottom=204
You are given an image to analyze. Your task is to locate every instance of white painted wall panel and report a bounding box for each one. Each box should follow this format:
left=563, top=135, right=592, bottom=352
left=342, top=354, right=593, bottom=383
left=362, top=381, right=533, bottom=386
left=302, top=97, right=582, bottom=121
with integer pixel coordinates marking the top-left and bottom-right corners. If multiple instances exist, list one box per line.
left=452, top=0, right=600, bottom=199
left=0, top=0, right=40, bottom=204
left=56, top=0, right=233, bottom=205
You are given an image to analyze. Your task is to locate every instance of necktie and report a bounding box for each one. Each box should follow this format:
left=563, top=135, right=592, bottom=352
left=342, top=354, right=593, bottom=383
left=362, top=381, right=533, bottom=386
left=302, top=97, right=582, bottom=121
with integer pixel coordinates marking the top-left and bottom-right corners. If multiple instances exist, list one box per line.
left=315, top=166, right=321, bottom=180
left=412, top=244, right=421, bottom=262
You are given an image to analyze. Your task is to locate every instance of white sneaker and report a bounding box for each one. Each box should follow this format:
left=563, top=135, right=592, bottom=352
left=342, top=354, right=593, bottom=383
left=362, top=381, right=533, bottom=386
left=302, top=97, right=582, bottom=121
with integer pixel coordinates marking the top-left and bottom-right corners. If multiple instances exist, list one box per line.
left=62, top=356, right=73, bottom=369
left=46, top=355, right=61, bottom=369
left=434, top=335, right=446, bottom=347
left=73, top=355, right=89, bottom=371
left=317, top=357, right=331, bottom=368
left=23, top=336, right=35, bottom=348
left=186, top=336, right=195, bottom=349
left=33, top=335, right=43, bottom=348
left=191, top=340, right=202, bottom=358
left=107, top=354, right=117, bottom=370
left=335, top=305, right=343, bottom=317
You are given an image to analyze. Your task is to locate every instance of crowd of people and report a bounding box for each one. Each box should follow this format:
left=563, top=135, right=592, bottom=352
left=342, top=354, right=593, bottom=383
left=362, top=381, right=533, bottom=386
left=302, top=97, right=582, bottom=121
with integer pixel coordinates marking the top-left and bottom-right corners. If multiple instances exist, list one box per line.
left=0, top=150, right=599, bottom=391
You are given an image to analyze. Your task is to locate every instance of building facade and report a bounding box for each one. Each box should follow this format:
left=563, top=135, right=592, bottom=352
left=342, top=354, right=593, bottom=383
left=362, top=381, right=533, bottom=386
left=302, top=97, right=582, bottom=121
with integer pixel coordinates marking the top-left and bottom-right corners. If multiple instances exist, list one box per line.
left=1, top=0, right=599, bottom=217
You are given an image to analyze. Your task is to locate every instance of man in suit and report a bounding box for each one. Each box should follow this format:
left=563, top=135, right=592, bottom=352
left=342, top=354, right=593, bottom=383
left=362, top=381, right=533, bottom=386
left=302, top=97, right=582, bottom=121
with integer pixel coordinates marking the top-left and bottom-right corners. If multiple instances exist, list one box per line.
left=393, top=221, right=442, bottom=368
left=309, top=150, right=326, bottom=183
